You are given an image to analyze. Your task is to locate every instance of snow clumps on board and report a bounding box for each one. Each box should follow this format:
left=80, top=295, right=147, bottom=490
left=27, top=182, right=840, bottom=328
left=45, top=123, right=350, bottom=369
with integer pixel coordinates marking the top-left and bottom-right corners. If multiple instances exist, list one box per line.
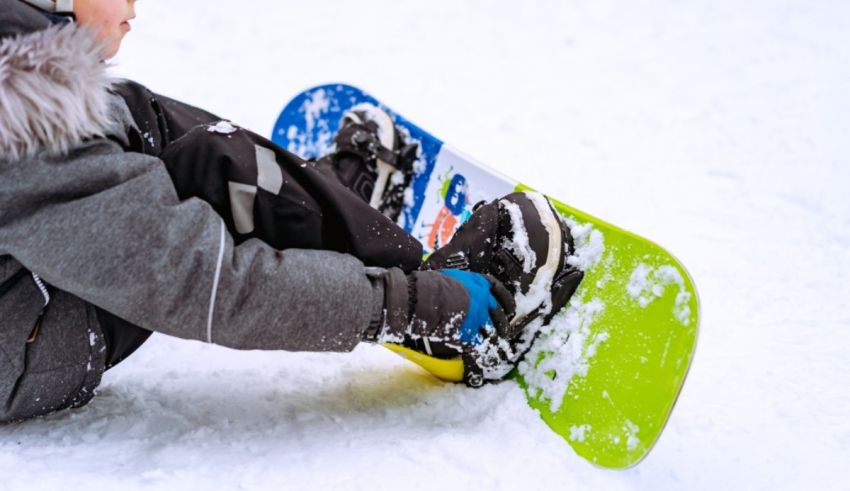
left=517, top=213, right=608, bottom=412
left=627, top=263, right=692, bottom=325
left=286, top=88, right=334, bottom=158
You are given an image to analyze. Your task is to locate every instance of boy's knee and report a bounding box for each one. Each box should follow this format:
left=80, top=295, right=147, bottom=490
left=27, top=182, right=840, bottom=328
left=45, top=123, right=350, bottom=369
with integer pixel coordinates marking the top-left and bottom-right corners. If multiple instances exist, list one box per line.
left=159, top=123, right=271, bottom=193
left=0, top=292, right=106, bottom=425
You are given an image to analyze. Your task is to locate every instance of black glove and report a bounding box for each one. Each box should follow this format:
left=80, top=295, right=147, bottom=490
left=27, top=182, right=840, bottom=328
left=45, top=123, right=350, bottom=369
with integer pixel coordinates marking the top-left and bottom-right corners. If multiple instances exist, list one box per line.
left=363, top=267, right=519, bottom=387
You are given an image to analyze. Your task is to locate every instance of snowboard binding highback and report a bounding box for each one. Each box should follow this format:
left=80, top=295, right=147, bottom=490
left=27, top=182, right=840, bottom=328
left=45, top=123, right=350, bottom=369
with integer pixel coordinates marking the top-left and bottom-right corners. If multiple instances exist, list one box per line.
left=315, top=103, right=418, bottom=221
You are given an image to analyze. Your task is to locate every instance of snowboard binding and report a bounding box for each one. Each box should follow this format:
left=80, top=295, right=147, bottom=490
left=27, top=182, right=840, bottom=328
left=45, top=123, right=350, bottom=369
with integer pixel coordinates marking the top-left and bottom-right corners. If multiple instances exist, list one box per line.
left=315, top=103, right=418, bottom=221
left=387, top=191, right=585, bottom=387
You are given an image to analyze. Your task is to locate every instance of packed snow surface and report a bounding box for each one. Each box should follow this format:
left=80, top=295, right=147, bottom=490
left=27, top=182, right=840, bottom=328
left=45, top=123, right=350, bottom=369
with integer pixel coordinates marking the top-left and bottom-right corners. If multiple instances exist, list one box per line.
left=3, top=1, right=849, bottom=490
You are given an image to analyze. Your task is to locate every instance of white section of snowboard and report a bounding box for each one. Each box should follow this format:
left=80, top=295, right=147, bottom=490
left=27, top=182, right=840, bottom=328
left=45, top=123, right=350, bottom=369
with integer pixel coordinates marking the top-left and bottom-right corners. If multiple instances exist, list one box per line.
left=410, top=145, right=516, bottom=252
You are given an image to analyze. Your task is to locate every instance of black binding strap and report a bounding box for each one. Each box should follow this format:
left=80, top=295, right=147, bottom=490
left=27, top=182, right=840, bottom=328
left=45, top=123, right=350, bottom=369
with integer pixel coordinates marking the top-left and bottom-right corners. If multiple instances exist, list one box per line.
left=462, top=352, right=485, bottom=388
left=337, top=124, right=418, bottom=171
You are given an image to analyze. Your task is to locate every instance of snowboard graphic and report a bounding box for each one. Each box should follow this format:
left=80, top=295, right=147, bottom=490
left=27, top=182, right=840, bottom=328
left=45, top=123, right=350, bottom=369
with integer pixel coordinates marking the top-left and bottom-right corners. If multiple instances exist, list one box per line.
left=272, top=84, right=699, bottom=469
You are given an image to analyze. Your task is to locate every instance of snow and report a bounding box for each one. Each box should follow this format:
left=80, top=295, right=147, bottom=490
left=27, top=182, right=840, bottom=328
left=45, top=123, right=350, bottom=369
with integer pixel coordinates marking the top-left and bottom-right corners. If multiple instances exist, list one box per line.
left=3, top=0, right=850, bottom=489
left=570, top=424, right=591, bottom=443
left=499, top=200, right=537, bottom=274
left=511, top=198, right=611, bottom=411
left=623, top=420, right=641, bottom=452
left=564, top=219, right=605, bottom=271
left=518, top=296, right=608, bottom=412
left=627, top=263, right=692, bottom=325
left=206, top=120, right=238, bottom=134
left=286, top=88, right=334, bottom=157
left=500, top=192, right=575, bottom=325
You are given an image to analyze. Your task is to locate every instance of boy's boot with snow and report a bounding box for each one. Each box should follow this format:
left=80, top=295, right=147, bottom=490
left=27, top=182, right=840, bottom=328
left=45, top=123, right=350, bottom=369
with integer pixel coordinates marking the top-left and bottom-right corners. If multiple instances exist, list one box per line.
left=424, top=191, right=585, bottom=380
left=314, top=104, right=418, bottom=221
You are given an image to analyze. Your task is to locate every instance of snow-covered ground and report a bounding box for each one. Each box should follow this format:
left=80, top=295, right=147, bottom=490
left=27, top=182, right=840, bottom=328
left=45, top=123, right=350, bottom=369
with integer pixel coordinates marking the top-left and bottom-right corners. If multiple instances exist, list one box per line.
left=3, top=1, right=849, bottom=489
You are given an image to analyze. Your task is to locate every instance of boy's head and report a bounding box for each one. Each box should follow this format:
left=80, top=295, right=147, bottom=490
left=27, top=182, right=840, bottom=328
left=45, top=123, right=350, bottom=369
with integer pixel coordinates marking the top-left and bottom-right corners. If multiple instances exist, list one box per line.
left=73, top=0, right=136, bottom=59
left=19, top=0, right=136, bottom=58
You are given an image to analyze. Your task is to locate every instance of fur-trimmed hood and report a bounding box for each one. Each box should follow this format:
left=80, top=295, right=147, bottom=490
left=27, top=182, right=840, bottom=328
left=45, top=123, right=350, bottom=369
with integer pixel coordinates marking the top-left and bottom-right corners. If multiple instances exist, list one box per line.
left=0, top=20, right=115, bottom=161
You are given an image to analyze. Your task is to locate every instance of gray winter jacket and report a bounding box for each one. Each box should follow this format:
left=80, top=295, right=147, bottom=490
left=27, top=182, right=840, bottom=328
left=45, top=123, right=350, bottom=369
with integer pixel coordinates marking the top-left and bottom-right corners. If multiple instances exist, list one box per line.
left=0, top=0, right=383, bottom=423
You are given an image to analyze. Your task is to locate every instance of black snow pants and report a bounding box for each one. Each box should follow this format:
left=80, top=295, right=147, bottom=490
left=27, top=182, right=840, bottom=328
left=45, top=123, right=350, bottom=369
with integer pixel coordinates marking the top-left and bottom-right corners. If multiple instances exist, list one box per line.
left=95, top=81, right=422, bottom=369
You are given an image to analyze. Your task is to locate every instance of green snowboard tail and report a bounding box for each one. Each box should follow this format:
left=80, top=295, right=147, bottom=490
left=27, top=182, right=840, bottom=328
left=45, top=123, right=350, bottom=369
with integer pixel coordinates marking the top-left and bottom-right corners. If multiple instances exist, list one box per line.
left=515, top=187, right=699, bottom=468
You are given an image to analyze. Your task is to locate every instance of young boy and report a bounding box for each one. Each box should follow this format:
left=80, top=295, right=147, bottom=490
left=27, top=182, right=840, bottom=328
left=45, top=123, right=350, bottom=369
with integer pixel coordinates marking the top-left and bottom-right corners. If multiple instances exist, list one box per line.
left=0, top=0, right=582, bottom=424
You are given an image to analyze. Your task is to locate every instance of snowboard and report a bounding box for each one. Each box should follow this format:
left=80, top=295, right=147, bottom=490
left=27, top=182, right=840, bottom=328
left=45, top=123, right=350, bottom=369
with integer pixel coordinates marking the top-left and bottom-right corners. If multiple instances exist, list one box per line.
left=271, top=83, right=700, bottom=469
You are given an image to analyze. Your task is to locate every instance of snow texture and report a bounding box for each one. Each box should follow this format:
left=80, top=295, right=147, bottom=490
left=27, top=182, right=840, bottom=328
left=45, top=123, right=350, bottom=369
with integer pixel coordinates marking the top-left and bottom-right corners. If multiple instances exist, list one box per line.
left=2, top=1, right=849, bottom=490
left=569, top=424, right=591, bottom=443
left=206, top=120, right=238, bottom=134
left=564, top=218, right=605, bottom=271
left=627, top=263, right=692, bottom=325
left=518, top=296, right=608, bottom=412
left=286, top=88, right=334, bottom=157
left=510, top=202, right=610, bottom=413
left=499, top=200, right=538, bottom=274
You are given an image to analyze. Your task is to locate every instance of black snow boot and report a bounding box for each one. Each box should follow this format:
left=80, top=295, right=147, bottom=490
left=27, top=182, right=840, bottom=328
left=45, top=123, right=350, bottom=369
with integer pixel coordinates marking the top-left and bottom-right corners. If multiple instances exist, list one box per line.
left=424, top=191, right=584, bottom=382
left=425, top=191, right=584, bottom=334
left=314, top=104, right=418, bottom=220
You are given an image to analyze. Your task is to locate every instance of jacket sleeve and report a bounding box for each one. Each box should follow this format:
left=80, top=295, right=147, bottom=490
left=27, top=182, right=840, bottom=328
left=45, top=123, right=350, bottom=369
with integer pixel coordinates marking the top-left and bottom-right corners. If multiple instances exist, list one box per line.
left=0, top=137, right=384, bottom=352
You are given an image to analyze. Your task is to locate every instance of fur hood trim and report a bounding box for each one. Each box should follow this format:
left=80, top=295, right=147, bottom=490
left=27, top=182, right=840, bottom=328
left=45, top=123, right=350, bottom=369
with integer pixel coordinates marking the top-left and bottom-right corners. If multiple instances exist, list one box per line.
left=0, top=23, right=114, bottom=161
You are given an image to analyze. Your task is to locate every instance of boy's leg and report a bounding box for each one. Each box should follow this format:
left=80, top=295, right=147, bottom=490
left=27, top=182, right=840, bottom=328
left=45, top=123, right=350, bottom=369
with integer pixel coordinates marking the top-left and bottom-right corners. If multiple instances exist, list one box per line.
left=115, top=79, right=422, bottom=270
left=159, top=125, right=423, bottom=271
